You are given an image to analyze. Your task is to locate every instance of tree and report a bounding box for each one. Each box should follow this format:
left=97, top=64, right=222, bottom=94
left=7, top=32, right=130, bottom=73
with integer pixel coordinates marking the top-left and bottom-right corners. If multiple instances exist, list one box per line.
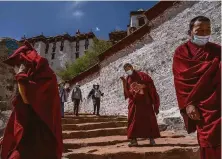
left=57, top=38, right=112, bottom=80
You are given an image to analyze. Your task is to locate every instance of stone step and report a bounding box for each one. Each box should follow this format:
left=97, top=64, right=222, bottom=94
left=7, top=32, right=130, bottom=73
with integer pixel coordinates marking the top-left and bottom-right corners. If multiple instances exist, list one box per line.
left=62, top=117, right=127, bottom=125
left=63, top=131, right=187, bottom=150
left=63, top=136, right=199, bottom=159
left=63, top=123, right=168, bottom=139
left=63, top=127, right=127, bottom=139
left=65, top=114, right=127, bottom=119
left=63, top=136, right=128, bottom=150
left=62, top=121, right=128, bottom=131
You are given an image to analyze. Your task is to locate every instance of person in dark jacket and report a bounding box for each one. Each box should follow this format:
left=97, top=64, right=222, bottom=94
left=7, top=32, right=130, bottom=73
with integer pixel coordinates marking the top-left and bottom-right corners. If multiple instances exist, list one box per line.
left=87, top=84, right=104, bottom=116
left=58, top=82, right=68, bottom=118
left=71, top=83, right=82, bottom=116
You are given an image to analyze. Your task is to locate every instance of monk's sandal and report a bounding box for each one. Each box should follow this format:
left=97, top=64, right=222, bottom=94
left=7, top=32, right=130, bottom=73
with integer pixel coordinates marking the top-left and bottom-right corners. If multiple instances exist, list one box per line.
left=128, top=139, right=138, bottom=147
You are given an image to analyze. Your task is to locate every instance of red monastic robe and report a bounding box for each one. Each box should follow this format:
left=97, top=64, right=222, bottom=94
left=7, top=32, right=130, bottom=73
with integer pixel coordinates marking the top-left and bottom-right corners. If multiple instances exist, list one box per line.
left=173, top=41, right=221, bottom=159
left=124, top=71, right=160, bottom=139
left=0, top=41, right=63, bottom=159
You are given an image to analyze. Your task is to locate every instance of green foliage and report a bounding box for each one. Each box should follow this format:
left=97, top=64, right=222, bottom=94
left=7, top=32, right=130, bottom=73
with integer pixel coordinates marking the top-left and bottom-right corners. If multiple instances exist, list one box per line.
left=57, top=38, right=112, bottom=80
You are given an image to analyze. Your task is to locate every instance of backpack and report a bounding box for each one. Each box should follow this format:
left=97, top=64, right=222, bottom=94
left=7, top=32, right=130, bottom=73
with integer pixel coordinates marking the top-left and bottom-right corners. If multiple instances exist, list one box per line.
left=94, top=90, right=101, bottom=98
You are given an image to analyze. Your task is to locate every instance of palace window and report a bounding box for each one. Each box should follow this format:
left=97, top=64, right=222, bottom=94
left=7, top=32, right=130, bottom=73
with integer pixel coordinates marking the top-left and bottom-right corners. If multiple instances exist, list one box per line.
left=45, top=43, right=49, bottom=54
left=138, top=17, right=145, bottom=26
left=52, top=42, right=56, bottom=52
left=85, top=39, right=89, bottom=50
left=76, top=41, right=79, bottom=52
left=75, top=52, right=79, bottom=59
left=60, top=40, right=64, bottom=51
left=51, top=53, right=55, bottom=60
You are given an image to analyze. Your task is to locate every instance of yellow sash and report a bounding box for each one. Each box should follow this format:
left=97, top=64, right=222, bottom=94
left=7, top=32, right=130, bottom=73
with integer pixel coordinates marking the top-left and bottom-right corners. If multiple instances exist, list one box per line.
left=18, top=83, right=29, bottom=104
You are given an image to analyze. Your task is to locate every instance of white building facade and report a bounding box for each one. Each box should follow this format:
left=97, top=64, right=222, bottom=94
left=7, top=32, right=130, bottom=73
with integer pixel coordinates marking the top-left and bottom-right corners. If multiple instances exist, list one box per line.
left=20, top=30, right=95, bottom=74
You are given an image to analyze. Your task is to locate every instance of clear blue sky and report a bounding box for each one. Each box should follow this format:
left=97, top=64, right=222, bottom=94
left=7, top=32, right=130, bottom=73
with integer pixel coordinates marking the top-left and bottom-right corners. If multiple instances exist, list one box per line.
left=0, top=1, right=158, bottom=40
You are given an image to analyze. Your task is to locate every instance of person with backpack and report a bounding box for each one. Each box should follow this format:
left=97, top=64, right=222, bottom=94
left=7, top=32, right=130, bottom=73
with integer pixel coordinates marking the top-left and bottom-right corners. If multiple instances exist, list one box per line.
left=71, top=83, right=82, bottom=116
left=87, top=84, right=104, bottom=116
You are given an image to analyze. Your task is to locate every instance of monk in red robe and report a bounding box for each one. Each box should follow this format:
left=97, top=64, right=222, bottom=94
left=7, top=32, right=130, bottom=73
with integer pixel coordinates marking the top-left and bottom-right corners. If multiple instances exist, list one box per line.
left=173, top=16, right=221, bottom=159
left=120, top=63, right=160, bottom=147
left=0, top=41, right=63, bottom=159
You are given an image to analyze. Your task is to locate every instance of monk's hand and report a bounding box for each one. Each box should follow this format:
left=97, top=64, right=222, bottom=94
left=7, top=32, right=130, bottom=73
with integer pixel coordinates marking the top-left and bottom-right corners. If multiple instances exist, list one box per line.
left=186, top=105, right=201, bottom=120
left=120, top=76, right=126, bottom=82
left=18, top=64, right=26, bottom=74
left=155, top=109, right=159, bottom=115
left=137, top=84, right=146, bottom=89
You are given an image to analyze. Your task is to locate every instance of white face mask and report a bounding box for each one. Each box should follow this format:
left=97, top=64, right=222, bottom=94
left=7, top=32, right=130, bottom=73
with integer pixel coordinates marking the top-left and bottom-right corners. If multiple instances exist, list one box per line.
left=14, top=66, right=19, bottom=74
left=192, top=35, right=210, bottom=46
left=126, top=70, right=133, bottom=76
left=94, top=86, right=99, bottom=89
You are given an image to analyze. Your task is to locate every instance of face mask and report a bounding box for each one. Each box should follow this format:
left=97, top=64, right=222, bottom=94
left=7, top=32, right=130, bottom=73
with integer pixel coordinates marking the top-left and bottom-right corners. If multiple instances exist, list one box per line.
left=192, top=35, right=210, bottom=46
left=94, top=86, right=98, bottom=89
left=126, top=70, right=133, bottom=76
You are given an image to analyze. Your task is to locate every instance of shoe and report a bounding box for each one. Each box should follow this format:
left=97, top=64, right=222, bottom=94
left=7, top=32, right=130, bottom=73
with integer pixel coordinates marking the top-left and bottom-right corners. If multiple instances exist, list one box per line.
left=93, top=112, right=95, bottom=115
left=128, top=139, right=138, bottom=147
left=149, top=138, right=156, bottom=145
left=96, top=114, right=100, bottom=116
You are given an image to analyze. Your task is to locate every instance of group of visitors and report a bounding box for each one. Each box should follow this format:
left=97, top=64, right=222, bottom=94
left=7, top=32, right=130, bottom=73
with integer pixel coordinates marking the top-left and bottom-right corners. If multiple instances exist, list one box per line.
left=0, top=16, right=220, bottom=159
left=58, top=82, right=104, bottom=117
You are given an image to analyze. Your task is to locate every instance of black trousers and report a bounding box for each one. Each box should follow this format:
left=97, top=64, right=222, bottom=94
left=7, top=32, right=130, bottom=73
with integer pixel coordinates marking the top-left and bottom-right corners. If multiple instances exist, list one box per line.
left=93, top=98, right=100, bottom=115
left=73, top=99, right=80, bottom=115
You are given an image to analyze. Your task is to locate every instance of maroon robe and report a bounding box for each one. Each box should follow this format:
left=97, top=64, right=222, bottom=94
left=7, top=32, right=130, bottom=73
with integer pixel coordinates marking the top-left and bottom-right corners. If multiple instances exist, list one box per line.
left=0, top=41, right=63, bottom=159
left=124, top=71, right=160, bottom=139
left=173, top=41, right=221, bottom=159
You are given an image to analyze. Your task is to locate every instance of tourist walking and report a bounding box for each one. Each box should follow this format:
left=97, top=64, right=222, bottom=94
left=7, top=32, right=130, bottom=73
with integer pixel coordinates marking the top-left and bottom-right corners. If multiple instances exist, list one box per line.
left=71, top=83, right=82, bottom=116
left=87, top=84, right=104, bottom=116
left=59, top=81, right=68, bottom=118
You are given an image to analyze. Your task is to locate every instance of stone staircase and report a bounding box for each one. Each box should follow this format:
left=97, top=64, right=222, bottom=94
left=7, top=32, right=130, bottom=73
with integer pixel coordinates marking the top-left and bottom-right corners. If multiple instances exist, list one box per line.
left=62, top=114, right=200, bottom=159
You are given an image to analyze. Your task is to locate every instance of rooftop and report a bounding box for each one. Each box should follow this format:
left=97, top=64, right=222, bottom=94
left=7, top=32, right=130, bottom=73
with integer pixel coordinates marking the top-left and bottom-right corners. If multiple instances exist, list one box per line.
left=19, top=30, right=95, bottom=43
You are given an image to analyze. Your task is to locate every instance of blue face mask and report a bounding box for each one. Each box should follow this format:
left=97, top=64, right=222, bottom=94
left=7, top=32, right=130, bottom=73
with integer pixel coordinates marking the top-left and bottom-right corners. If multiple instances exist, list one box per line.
left=192, top=35, right=210, bottom=46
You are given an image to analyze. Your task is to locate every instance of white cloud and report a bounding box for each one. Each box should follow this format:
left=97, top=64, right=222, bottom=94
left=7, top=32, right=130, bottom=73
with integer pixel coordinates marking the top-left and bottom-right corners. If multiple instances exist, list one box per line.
left=72, top=10, right=84, bottom=18
left=71, top=1, right=84, bottom=9
left=95, top=27, right=100, bottom=32
left=59, top=1, right=86, bottom=19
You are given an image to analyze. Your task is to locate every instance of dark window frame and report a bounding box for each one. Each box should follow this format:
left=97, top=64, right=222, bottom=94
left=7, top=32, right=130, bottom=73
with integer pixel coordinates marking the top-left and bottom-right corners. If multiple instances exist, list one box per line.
left=51, top=52, right=56, bottom=60
left=76, top=41, right=80, bottom=52
left=45, top=43, right=49, bottom=54
left=60, top=40, right=64, bottom=51
left=52, top=42, right=56, bottom=52
left=138, top=17, right=145, bottom=26
left=85, top=39, right=89, bottom=50
left=75, top=52, right=79, bottom=59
